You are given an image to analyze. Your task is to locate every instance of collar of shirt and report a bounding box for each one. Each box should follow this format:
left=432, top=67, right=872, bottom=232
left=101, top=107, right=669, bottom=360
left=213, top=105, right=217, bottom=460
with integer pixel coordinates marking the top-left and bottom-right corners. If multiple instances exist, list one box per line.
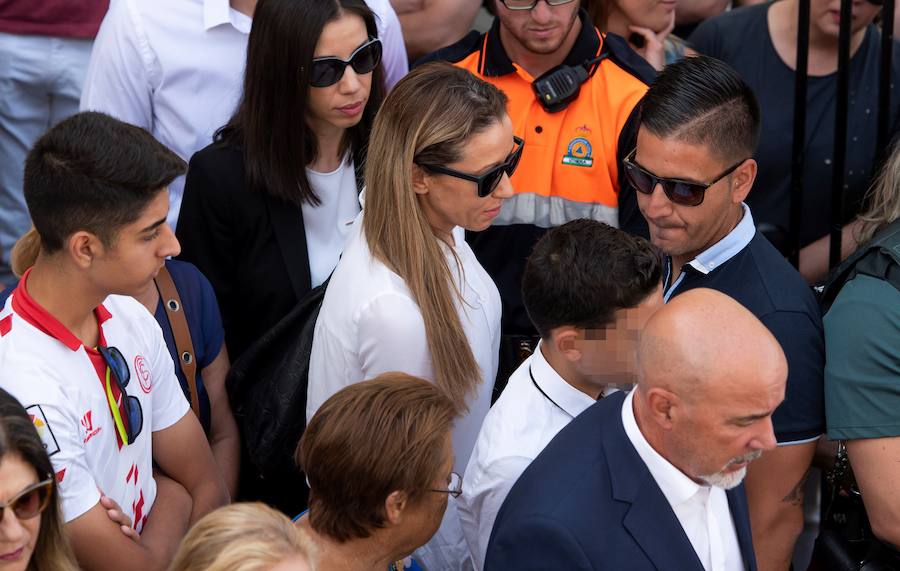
left=530, top=341, right=597, bottom=418
left=203, top=0, right=251, bottom=33
left=481, top=9, right=601, bottom=77
left=664, top=203, right=755, bottom=298
left=621, top=389, right=708, bottom=508
left=11, top=268, right=112, bottom=351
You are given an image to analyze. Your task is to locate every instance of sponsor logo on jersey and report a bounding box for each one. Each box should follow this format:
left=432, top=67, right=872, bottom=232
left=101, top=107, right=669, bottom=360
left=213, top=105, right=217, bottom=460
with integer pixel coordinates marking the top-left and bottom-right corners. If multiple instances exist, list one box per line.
left=135, top=355, right=152, bottom=394
left=81, top=411, right=102, bottom=444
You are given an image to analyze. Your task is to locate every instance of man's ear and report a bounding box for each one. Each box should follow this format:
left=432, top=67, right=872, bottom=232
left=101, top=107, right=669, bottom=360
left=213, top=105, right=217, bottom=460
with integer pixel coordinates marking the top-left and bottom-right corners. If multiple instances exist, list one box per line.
left=730, top=158, right=757, bottom=204
left=644, top=387, right=680, bottom=430
left=552, top=326, right=581, bottom=362
left=66, top=231, right=106, bottom=270
left=384, top=490, right=409, bottom=526
left=411, top=164, right=430, bottom=196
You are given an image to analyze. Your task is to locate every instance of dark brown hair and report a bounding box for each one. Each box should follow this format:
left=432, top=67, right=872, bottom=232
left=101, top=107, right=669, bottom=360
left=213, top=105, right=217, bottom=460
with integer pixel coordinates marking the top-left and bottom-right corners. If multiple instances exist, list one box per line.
left=217, top=0, right=383, bottom=207
left=296, top=374, right=456, bottom=543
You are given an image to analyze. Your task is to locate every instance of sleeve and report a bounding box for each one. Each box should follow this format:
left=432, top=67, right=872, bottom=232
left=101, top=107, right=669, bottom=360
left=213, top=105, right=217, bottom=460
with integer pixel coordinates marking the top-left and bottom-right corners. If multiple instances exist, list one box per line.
left=371, top=0, right=409, bottom=91
left=356, top=293, right=433, bottom=380
left=484, top=514, right=594, bottom=571
left=824, top=275, right=900, bottom=440
left=459, top=455, right=533, bottom=570
left=761, top=310, right=826, bottom=444
left=179, top=263, right=226, bottom=370
left=79, top=0, right=156, bottom=129
left=687, top=16, right=724, bottom=57
left=14, top=393, right=101, bottom=523
left=175, top=152, right=237, bottom=342
left=145, top=310, right=191, bottom=432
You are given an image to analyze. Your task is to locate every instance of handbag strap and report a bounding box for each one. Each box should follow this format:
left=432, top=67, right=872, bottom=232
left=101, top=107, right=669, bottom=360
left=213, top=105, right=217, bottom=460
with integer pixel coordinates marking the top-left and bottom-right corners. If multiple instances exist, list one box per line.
left=154, top=266, right=200, bottom=418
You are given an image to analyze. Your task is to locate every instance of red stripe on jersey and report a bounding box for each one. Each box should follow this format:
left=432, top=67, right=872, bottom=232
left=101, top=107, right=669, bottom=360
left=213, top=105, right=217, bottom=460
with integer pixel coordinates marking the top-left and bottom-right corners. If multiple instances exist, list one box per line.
left=0, top=315, right=11, bottom=337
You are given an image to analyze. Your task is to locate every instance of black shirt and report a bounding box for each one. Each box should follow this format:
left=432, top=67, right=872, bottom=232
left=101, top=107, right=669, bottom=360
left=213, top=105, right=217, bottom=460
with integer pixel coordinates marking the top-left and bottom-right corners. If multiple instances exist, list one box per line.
left=690, top=3, right=900, bottom=250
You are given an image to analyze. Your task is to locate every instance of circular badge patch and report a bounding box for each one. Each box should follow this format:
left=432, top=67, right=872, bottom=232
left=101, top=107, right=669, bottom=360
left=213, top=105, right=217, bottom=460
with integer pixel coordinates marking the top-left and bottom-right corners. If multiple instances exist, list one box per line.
left=134, top=355, right=152, bottom=394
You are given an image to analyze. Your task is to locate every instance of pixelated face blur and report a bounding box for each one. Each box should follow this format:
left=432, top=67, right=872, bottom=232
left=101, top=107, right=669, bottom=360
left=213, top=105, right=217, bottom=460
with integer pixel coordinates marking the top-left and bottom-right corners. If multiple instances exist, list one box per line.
left=496, top=0, right=582, bottom=57
left=416, top=115, right=516, bottom=241
left=610, top=0, right=676, bottom=34
left=573, top=283, right=663, bottom=385
left=669, top=370, right=784, bottom=489
left=93, top=189, right=180, bottom=296
left=634, top=129, right=745, bottom=265
left=306, top=12, right=373, bottom=139
left=811, top=0, right=881, bottom=40
left=0, top=455, right=42, bottom=571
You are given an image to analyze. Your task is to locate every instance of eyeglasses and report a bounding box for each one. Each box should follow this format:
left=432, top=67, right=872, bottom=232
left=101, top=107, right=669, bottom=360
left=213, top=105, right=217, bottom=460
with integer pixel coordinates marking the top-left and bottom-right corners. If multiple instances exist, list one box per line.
left=97, top=346, right=144, bottom=445
left=429, top=472, right=463, bottom=499
left=309, top=38, right=382, bottom=88
left=417, top=136, right=524, bottom=198
left=500, top=0, right=577, bottom=10
left=622, top=149, right=747, bottom=207
left=0, top=479, right=53, bottom=523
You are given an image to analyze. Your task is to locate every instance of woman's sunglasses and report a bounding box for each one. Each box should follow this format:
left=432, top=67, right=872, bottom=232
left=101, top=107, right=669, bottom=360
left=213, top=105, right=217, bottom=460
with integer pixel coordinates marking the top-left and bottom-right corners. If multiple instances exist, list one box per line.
left=0, top=479, right=53, bottom=523
left=622, top=149, right=747, bottom=207
left=309, top=38, right=382, bottom=88
left=417, top=136, right=525, bottom=198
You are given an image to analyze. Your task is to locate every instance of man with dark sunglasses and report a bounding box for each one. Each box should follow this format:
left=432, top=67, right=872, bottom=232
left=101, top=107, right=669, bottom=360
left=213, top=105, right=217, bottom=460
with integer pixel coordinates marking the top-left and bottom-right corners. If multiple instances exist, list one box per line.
left=0, top=112, right=229, bottom=571
left=634, top=56, right=825, bottom=571
left=421, top=0, right=655, bottom=388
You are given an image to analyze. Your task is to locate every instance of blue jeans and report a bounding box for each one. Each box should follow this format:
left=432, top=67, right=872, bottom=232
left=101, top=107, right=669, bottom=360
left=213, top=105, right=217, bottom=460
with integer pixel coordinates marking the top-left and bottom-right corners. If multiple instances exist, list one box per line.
left=0, top=32, right=93, bottom=285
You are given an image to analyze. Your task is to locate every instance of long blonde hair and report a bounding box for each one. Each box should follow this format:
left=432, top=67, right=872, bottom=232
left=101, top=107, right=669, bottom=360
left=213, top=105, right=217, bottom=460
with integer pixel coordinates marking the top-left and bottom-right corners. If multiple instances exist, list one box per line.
left=363, top=62, right=508, bottom=410
left=857, top=142, right=900, bottom=245
left=168, top=503, right=311, bottom=571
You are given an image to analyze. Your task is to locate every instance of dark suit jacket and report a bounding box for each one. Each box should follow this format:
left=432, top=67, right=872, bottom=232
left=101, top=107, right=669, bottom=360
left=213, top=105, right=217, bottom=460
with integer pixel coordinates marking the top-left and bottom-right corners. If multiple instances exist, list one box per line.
left=484, top=391, right=758, bottom=571
left=176, top=141, right=312, bottom=360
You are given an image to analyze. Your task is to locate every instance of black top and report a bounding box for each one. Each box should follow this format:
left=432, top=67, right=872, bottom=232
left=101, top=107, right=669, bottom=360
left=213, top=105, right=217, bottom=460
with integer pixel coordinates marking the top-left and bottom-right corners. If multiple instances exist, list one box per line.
left=690, top=3, right=900, bottom=250
left=176, top=142, right=312, bottom=361
left=667, top=231, right=826, bottom=443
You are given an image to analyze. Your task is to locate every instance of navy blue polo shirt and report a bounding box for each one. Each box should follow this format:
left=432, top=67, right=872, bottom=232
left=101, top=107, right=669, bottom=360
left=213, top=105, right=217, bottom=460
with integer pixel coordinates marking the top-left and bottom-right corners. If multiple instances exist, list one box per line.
left=664, top=206, right=825, bottom=444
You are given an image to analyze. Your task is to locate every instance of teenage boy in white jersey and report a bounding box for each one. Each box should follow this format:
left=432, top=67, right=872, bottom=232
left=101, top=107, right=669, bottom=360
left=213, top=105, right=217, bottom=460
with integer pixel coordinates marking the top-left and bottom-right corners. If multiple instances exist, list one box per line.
left=458, top=219, right=664, bottom=569
left=0, top=112, right=229, bottom=571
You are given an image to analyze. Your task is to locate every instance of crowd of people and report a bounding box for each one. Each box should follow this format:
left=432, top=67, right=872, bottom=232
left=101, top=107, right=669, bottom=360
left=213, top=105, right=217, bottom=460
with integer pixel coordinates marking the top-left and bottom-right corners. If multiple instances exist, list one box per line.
left=0, top=0, right=898, bottom=570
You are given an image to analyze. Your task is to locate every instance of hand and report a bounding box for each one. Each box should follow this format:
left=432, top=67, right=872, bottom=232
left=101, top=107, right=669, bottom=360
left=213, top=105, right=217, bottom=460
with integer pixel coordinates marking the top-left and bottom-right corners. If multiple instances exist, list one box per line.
left=627, top=13, right=675, bottom=71
left=100, top=493, right=140, bottom=543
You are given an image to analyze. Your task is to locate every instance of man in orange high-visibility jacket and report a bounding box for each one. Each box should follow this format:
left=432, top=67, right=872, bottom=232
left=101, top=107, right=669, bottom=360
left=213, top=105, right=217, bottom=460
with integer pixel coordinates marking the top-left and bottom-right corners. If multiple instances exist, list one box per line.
left=422, top=0, right=655, bottom=385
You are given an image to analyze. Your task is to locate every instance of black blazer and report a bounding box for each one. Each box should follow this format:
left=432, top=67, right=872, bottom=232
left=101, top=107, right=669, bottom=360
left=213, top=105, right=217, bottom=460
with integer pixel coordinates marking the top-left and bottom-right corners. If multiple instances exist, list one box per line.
left=176, top=142, right=313, bottom=360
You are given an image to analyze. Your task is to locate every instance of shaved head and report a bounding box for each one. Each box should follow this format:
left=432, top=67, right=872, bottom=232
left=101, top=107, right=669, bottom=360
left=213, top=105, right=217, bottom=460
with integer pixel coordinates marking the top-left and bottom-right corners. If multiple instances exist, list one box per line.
left=633, top=288, right=787, bottom=488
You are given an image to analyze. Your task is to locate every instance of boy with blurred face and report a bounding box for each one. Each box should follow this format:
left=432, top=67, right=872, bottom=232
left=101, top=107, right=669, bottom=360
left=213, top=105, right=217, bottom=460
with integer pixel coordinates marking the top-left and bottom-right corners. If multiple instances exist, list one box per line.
left=630, top=56, right=826, bottom=570
left=459, top=219, right=663, bottom=569
left=0, top=112, right=229, bottom=571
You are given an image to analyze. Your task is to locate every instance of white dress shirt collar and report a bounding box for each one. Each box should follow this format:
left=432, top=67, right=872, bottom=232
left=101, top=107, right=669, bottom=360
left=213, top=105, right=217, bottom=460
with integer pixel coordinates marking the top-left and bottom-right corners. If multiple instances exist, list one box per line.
left=203, top=0, right=251, bottom=32
left=531, top=342, right=597, bottom=419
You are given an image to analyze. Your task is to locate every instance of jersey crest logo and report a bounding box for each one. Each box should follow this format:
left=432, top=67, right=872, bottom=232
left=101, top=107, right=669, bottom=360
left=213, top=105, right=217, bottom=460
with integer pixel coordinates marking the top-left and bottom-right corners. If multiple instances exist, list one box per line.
left=135, top=355, right=152, bottom=394
left=27, top=405, right=60, bottom=457
left=80, top=411, right=102, bottom=444
left=562, top=137, right=594, bottom=168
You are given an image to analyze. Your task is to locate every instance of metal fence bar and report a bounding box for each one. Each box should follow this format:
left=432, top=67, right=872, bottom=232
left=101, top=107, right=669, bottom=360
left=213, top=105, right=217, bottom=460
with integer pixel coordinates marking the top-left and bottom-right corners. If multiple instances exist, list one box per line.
left=879, top=0, right=895, bottom=152
left=789, top=0, right=812, bottom=267
left=830, top=0, right=853, bottom=269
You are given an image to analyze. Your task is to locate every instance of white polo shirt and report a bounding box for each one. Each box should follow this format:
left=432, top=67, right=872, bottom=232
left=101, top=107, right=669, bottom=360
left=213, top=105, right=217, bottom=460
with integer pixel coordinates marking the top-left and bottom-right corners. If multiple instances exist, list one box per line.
left=0, top=275, right=189, bottom=531
left=622, top=390, right=744, bottom=571
left=308, top=214, right=501, bottom=570
left=458, top=343, right=607, bottom=570
left=81, top=0, right=408, bottom=229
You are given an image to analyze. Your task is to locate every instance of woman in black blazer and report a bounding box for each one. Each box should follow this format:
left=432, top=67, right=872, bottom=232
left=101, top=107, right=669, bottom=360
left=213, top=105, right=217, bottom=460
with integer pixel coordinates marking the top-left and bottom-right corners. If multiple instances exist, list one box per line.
left=176, top=0, right=384, bottom=361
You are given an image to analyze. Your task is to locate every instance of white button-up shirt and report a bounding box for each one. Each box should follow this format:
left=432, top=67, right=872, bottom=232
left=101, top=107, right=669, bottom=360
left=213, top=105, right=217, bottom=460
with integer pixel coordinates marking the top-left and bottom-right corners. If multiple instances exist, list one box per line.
left=621, top=390, right=745, bottom=571
left=458, top=343, right=602, bottom=570
left=81, top=0, right=408, bottom=229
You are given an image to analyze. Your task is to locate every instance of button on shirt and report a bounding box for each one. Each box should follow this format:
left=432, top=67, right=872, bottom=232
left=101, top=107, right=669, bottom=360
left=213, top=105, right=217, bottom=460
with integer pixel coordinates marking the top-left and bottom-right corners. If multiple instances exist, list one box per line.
left=80, top=0, right=408, bottom=229
left=622, top=390, right=745, bottom=571
left=459, top=343, right=606, bottom=570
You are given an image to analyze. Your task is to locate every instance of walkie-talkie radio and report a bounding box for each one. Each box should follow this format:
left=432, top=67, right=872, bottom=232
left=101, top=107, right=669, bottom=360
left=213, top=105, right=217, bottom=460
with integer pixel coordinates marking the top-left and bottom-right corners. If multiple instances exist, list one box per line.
left=531, top=53, right=608, bottom=113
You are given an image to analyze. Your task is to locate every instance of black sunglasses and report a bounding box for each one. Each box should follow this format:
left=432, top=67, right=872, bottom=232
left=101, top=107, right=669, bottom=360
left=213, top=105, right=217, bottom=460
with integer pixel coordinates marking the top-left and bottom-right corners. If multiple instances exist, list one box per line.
left=622, top=149, right=747, bottom=207
left=417, top=136, right=525, bottom=198
left=0, top=479, right=53, bottom=523
left=309, top=38, right=382, bottom=88
left=98, top=346, right=144, bottom=445
left=501, top=0, right=577, bottom=9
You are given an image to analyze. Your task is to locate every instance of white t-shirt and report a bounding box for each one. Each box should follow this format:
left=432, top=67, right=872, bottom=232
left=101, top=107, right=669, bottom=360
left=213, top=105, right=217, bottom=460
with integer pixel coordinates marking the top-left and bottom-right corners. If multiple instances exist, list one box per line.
left=0, top=281, right=189, bottom=531
left=304, top=156, right=361, bottom=288
left=307, top=213, right=501, bottom=570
